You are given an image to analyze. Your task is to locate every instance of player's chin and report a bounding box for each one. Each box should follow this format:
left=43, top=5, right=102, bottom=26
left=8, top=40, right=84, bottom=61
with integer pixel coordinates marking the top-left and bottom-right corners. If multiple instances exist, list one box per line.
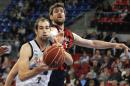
left=42, top=36, right=49, bottom=40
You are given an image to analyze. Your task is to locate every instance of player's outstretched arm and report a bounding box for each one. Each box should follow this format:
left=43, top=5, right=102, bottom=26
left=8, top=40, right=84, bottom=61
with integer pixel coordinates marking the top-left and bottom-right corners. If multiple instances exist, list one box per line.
left=18, top=43, right=50, bottom=81
left=4, top=61, right=18, bottom=86
left=73, top=33, right=129, bottom=55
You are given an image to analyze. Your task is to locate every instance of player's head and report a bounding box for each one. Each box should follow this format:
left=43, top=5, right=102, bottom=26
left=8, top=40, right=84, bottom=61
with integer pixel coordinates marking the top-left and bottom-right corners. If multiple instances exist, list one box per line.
left=34, top=17, right=51, bottom=40
left=49, top=3, right=66, bottom=25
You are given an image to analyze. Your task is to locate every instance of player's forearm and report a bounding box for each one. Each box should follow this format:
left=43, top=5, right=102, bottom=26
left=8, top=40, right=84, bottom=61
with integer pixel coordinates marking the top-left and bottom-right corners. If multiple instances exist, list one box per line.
left=4, top=73, right=15, bottom=86
left=64, top=52, right=73, bottom=65
left=18, top=67, right=42, bottom=81
left=5, top=71, right=17, bottom=86
left=92, top=40, right=117, bottom=49
left=5, top=63, right=18, bottom=86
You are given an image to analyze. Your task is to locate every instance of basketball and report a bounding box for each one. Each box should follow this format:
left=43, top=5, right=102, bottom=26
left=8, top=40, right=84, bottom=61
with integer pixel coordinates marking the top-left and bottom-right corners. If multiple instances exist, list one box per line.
left=43, top=44, right=65, bottom=68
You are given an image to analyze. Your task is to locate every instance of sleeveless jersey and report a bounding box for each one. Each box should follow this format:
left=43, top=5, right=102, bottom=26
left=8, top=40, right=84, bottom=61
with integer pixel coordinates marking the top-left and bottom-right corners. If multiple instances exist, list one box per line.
left=48, top=25, right=74, bottom=86
left=15, top=40, right=52, bottom=86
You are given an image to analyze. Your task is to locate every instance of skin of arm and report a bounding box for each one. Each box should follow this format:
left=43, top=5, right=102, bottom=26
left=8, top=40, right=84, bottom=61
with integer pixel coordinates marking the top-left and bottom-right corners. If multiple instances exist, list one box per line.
left=18, top=43, right=49, bottom=81
left=73, top=33, right=128, bottom=49
left=49, top=43, right=73, bottom=66
left=4, top=61, right=18, bottom=86
left=64, top=51, right=73, bottom=65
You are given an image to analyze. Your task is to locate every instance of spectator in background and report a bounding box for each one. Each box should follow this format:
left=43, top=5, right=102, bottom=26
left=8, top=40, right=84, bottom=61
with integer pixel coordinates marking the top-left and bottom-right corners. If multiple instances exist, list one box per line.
left=85, top=71, right=99, bottom=86
left=0, top=46, right=8, bottom=56
left=109, top=80, right=118, bottom=86
left=80, top=50, right=90, bottom=65
left=111, top=58, right=123, bottom=72
left=100, top=55, right=113, bottom=69
left=106, top=49, right=114, bottom=59
left=98, top=67, right=111, bottom=83
left=79, top=74, right=86, bottom=86
left=73, top=78, right=82, bottom=86
left=121, top=69, right=130, bottom=83
left=91, top=59, right=101, bottom=75
left=91, top=49, right=102, bottom=61
left=108, top=67, right=122, bottom=82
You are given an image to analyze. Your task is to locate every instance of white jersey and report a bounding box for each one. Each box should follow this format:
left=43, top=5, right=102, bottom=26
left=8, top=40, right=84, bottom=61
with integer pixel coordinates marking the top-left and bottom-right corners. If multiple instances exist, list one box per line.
left=15, top=40, right=52, bottom=86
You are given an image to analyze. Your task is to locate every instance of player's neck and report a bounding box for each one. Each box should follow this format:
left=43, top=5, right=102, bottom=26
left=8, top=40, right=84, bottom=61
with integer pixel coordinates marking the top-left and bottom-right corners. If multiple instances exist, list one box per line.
left=53, top=22, right=64, bottom=30
left=35, top=38, right=48, bottom=51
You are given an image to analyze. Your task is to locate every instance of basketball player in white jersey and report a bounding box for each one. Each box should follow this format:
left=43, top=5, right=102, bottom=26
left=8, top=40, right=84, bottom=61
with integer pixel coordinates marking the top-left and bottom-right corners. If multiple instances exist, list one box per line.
left=5, top=17, right=73, bottom=86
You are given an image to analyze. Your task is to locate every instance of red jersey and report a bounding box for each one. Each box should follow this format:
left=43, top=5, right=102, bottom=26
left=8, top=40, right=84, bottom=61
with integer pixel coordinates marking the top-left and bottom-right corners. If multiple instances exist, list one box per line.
left=48, top=25, right=74, bottom=86
left=51, top=25, right=74, bottom=50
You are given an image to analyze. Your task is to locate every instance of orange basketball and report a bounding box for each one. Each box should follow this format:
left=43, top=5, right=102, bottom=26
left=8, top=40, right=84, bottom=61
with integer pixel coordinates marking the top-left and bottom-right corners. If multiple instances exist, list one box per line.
left=43, top=44, right=65, bottom=68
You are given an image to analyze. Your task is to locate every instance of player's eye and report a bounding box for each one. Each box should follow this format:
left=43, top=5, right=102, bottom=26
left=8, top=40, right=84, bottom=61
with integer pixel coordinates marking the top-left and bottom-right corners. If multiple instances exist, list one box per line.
left=60, top=9, right=64, bottom=13
left=46, top=26, right=50, bottom=30
left=54, top=9, right=59, bottom=13
left=39, top=26, right=43, bottom=30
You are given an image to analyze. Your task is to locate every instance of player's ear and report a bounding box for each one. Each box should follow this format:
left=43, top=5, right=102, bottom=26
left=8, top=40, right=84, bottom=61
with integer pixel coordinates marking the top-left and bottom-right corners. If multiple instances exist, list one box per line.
left=50, top=15, right=53, bottom=20
left=34, top=28, right=37, bottom=35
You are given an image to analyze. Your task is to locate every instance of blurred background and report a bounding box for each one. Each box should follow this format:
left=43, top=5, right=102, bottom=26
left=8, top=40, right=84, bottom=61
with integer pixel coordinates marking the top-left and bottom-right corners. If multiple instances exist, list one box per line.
left=0, top=0, right=130, bottom=86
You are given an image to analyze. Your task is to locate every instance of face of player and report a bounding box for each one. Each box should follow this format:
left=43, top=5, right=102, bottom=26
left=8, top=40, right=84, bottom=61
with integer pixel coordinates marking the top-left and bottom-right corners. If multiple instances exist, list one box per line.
left=35, top=20, right=50, bottom=41
left=51, top=7, right=65, bottom=25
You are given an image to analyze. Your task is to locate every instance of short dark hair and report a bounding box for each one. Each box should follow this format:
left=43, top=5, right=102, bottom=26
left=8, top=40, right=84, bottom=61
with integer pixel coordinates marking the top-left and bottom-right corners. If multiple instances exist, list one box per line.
left=49, top=2, right=65, bottom=15
left=34, top=17, right=49, bottom=30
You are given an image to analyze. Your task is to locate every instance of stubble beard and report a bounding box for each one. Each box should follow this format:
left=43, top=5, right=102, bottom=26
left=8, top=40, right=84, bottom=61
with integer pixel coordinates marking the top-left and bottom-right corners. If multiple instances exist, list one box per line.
left=54, top=20, right=64, bottom=26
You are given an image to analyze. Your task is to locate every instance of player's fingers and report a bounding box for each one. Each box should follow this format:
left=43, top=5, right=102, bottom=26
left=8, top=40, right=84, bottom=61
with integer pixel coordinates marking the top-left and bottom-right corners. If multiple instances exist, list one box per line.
left=53, top=37, right=58, bottom=44
left=128, top=48, right=130, bottom=51
left=56, top=32, right=64, bottom=37
left=48, top=67, right=57, bottom=70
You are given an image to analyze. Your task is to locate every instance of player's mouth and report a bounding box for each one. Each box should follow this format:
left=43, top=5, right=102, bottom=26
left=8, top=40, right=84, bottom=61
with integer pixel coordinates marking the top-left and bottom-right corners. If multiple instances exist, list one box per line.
left=57, top=15, right=63, bottom=19
left=42, top=35, right=48, bottom=37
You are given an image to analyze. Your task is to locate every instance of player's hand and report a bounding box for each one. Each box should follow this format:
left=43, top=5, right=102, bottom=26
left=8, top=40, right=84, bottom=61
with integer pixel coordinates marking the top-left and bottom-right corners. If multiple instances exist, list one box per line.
left=53, top=32, right=64, bottom=43
left=35, top=62, right=58, bottom=72
left=115, top=43, right=130, bottom=57
left=0, top=46, right=8, bottom=56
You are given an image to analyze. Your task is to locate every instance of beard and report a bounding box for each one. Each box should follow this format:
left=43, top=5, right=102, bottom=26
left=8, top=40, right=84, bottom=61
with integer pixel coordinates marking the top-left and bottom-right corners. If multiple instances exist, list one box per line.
left=54, top=20, right=64, bottom=25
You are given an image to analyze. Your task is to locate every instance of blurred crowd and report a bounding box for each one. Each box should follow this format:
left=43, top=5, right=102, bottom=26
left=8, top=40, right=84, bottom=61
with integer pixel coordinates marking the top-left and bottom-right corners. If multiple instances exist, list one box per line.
left=92, top=0, right=130, bottom=33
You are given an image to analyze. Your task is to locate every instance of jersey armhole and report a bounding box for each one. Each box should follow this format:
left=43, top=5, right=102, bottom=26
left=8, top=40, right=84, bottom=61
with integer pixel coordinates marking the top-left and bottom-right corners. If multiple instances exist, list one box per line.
left=72, top=33, right=76, bottom=43
left=28, top=42, right=33, bottom=61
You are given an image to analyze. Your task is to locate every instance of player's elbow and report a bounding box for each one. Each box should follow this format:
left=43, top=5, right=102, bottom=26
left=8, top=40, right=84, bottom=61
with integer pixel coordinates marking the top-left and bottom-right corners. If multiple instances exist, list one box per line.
left=64, top=52, right=73, bottom=65
left=18, top=73, right=27, bottom=81
left=66, top=59, right=73, bottom=65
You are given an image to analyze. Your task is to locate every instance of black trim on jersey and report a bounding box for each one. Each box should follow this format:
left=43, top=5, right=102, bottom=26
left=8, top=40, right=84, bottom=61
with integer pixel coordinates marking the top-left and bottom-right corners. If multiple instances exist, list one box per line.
left=28, top=42, right=33, bottom=61
left=49, top=40, right=53, bottom=45
left=34, top=40, right=41, bottom=50
left=34, top=40, right=51, bottom=52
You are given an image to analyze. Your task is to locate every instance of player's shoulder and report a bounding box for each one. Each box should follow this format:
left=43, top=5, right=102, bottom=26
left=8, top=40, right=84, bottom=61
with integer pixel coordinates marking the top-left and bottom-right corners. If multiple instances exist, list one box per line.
left=20, top=42, right=31, bottom=50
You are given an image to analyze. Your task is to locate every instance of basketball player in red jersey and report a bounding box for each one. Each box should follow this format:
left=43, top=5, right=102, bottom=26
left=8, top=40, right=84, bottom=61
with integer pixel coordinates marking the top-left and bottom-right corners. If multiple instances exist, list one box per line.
left=48, top=3, right=130, bottom=86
